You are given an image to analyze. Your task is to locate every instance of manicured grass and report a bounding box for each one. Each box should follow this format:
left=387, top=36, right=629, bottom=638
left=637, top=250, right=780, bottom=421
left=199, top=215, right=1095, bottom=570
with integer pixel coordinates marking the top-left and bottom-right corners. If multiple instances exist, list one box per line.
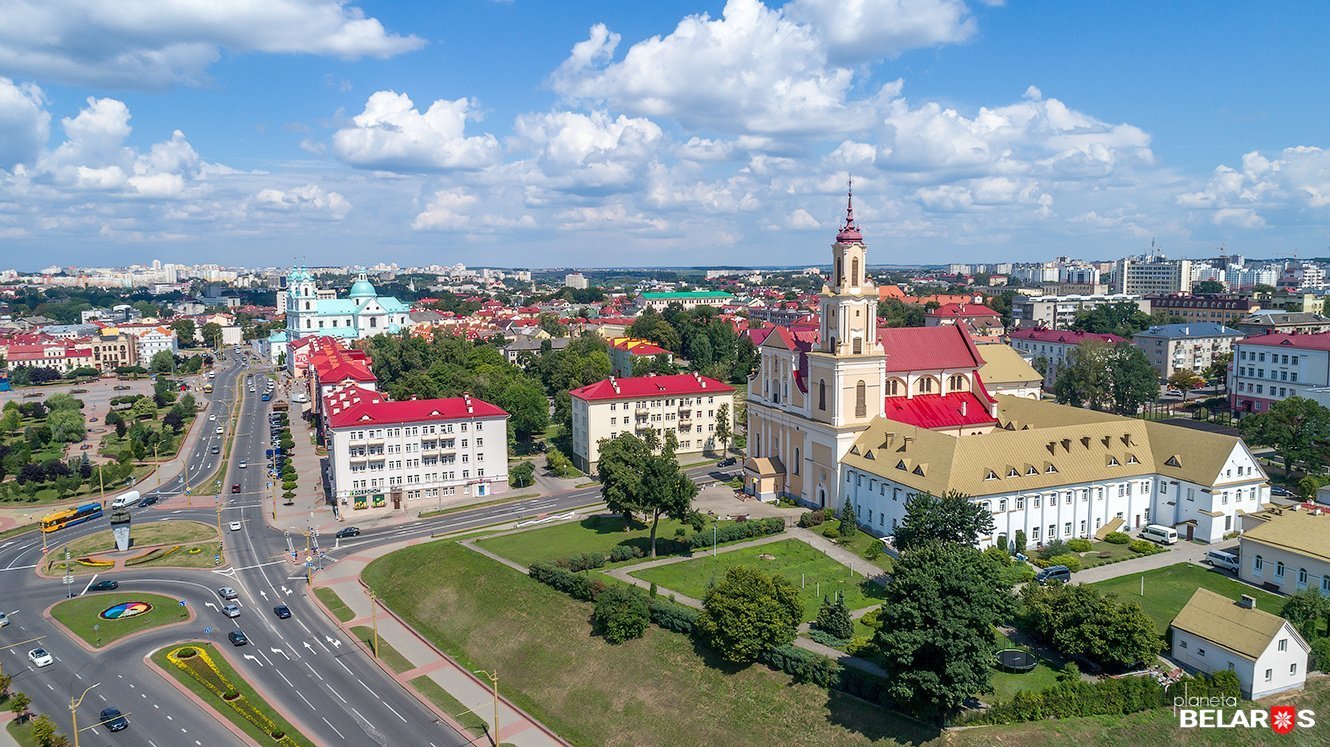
left=133, top=541, right=225, bottom=568
left=50, top=591, right=188, bottom=648
left=940, top=675, right=1330, bottom=747
left=0, top=522, right=37, bottom=541
left=151, top=643, right=316, bottom=747
left=1092, top=563, right=1284, bottom=633
left=410, top=675, right=489, bottom=740
left=364, top=541, right=935, bottom=747
left=818, top=518, right=895, bottom=573
left=477, top=513, right=734, bottom=568
left=352, top=625, right=415, bottom=673
left=632, top=539, right=886, bottom=620
left=51, top=519, right=217, bottom=558
left=7, top=719, right=41, bottom=747
left=1074, top=539, right=1164, bottom=569
left=314, top=587, right=355, bottom=622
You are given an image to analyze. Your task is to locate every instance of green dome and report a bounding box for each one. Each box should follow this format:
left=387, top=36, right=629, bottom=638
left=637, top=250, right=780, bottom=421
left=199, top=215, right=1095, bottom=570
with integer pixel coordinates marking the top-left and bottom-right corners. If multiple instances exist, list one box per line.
left=348, top=278, right=377, bottom=298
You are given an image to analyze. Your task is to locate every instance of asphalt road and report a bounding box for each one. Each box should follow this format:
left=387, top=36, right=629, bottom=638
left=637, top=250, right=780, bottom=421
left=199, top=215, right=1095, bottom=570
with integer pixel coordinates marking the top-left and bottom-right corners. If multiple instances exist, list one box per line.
left=1, top=348, right=726, bottom=746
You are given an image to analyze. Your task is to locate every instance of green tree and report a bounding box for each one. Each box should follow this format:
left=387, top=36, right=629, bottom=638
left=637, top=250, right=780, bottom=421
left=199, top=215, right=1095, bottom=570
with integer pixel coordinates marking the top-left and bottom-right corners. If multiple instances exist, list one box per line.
left=1280, top=589, right=1330, bottom=641
left=1204, top=352, right=1233, bottom=384
left=714, top=403, right=731, bottom=455
left=1167, top=369, right=1205, bottom=401
left=894, top=490, right=995, bottom=552
left=201, top=321, right=223, bottom=349
left=150, top=349, right=175, bottom=373
left=130, top=397, right=157, bottom=420
left=877, top=298, right=926, bottom=328
left=874, top=541, right=1015, bottom=724
left=597, top=433, right=652, bottom=522
left=30, top=714, right=65, bottom=747
left=509, top=461, right=535, bottom=488
left=47, top=409, right=85, bottom=443
left=171, top=318, right=196, bottom=345
left=1192, top=280, right=1226, bottom=294
left=0, top=404, right=19, bottom=435
left=839, top=498, right=857, bottom=537
left=591, top=585, right=650, bottom=644
left=9, top=691, right=30, bottom=723
left=1240, top=397, right=1330, bottom=476
left=43, top=393, right=82, bottom=411
left=696, top=565, right=804, bottom=663
left=815, top=593, right=854, bottom=640
left=494, top=377, right=550, bottom=440
left=1069, top=301, right=1154, bottom=338
left=1054, top=341, right=1158, bottom=414
left=537, top=313, right=568, bottom=338
left=1019, top=582, right=1161, bottom=670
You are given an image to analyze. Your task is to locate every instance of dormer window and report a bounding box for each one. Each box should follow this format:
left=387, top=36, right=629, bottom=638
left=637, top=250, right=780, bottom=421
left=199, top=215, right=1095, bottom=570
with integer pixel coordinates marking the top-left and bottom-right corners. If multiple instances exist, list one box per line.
left=984, top=469, right=998, bottom=480
left=1107, top=456, right=1120, bottom=467
left=1045, top=464, right=1058, bottom=474
left=1007, top=468, right=1020, bottom=478
left=1126, top=455, right=1139, bottom=465
left=1026, top=466, right=1038, bottom=476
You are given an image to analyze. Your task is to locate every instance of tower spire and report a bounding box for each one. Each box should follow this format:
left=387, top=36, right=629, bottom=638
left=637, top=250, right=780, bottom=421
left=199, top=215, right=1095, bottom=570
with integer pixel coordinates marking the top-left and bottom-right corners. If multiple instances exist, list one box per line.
left=836, top=175, right=862, bottom=244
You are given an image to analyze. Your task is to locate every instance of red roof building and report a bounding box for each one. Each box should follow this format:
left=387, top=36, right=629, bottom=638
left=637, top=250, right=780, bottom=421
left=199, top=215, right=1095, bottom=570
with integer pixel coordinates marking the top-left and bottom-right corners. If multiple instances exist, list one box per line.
left=570, top=372, right=734, bottom=402
left=924, top=302, right=1004, bottom=338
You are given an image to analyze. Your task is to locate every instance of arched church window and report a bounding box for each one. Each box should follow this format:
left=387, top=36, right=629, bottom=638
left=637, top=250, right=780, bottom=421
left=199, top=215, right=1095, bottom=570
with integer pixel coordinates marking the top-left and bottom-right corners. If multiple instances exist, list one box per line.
left=851, top=257, right=860, bottom=287
left=949, top=374, right=967, bottom=391
left=818, top=379, right=827, bottom=410
left=855, top=380, right=866, bottom=418
left=835, top=257, right=843, bottom=286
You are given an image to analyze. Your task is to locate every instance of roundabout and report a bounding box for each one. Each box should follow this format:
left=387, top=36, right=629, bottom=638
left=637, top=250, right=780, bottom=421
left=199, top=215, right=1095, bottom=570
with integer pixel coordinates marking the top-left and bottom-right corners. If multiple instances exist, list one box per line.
left=49, top=591, right=192, bottom=649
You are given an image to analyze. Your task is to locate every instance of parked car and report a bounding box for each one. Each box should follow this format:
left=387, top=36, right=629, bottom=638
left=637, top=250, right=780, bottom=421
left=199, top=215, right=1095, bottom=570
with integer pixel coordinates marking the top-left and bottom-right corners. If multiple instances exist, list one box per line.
left=1205, top=549, right=1241, bottom=572
left=273, top=604, right=291, bottom=619
left=99, top=708, right=128, bottom=732
left=717, top=457, right=737, bottom=467
left=217, top=586, right=238, bottom=600
left=228, top=630, right=249, bottom=646
left=335, top=527, right=361, bottom=539
left=89, top=579, right=119, bottom=591
left=28, top=648, right=53, bottom=667
left=113, top=385, right=131, bottom=391
left=1140, top=524, right=1179, bottom=545
left=1271, top=485, right=1294, bottom=497
left=1035, top=565, right=1072, bottom=585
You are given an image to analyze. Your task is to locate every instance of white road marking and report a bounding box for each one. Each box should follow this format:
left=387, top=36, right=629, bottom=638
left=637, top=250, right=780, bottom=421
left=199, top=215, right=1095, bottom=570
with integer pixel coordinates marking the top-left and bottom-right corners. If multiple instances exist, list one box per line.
left=321, top=716, right=345, bottom=740
left=305, top=662, right=323, bottom=681
left=325, top=683, right=347, bottom=704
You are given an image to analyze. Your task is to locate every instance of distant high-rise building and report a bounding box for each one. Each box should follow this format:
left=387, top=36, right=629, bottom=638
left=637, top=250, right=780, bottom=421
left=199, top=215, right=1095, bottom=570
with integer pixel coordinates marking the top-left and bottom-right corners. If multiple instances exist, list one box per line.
left=1113, top=256, right=1192, bottom=295
left=565, top=273, right=589, bottom=290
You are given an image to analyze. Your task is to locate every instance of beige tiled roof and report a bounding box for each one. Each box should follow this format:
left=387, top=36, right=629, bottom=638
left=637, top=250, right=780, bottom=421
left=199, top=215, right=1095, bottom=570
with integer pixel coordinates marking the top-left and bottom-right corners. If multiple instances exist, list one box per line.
left=1171, top=588, right=1295, bottom=661
left=976, top=344, right=1043, bottom=385
left=1241, top=509, right=1330, bottom=563
left=745, top=456, right=785, bottom=476
left=842, top=396, right=1257, bottom=497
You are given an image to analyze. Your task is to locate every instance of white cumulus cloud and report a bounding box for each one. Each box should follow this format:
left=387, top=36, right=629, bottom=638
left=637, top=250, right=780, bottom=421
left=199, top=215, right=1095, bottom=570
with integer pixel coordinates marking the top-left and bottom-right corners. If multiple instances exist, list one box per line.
left=785, top=0, right=977, bottom=63
left=253, top=184, right=352, bottom=220
left=332, top=91, right=501, bottom=173
left=0, top=77, right=48, bottom=169
left=511, top=110, right=662, bottom=194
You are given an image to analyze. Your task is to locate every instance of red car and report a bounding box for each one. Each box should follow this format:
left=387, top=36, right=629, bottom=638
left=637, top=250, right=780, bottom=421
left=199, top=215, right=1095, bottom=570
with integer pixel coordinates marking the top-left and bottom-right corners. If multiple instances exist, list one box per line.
left=231, top=483, right=241, bottom=494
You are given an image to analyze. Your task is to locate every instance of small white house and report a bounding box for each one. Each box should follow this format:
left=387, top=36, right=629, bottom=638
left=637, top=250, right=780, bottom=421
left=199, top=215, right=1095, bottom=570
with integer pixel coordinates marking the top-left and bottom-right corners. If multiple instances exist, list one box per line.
left=1169, top=588, right=1309, bottom=700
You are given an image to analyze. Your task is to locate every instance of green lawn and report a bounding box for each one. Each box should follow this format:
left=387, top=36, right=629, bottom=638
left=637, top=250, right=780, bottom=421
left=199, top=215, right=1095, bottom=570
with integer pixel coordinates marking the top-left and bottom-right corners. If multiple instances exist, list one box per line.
left=314, top=587, right=355, bottom=622
left=50, top=592, right=189, bottom=648
left=6, top=719, right=41, bottom=747
left=364, top=541, right=935, bottom=747
left=410, top=675, right=489, bottom=741
left=985, top=632, right=1063, bottom=702
left=631, top=539, right=887, bottom=621
left=1071, top=539, right=1165, bottom=569
left=819, top=518, right=895, bottom=573
left=50, top=519, right=217, bottom=558
left=151, top=643, right=315, bottom=747
left=1092, top=563, right=1285, bottom=633
left=351, top=625, right=415, bottom=673
left=477, top=513, right=735, bottom=568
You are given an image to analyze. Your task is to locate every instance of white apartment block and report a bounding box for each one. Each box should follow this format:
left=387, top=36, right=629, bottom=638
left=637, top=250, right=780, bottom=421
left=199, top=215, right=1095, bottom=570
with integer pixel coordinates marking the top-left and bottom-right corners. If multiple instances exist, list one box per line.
left=569, top=373, right=735, bottom=472
left=325, top=387, right=509, bottom=511
left=1114, top=257, right=1192, bottom=295
left=1132, top=323, right=1244, bottom=380
left=1010, top=293, right=1147, bottom=330
left=1228, top=332, right=1330, bottom=415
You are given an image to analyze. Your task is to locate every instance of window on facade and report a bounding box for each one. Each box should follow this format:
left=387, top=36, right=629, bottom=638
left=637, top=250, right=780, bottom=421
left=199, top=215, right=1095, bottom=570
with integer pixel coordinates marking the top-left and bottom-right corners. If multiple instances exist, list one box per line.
left=1276, top=561, right=1285, bottom=578
left=1279, top=638, right=1288, bottom=652
left=818, top=380, right=826, bottom=410
left=855, top=380, right=866, bottom=418
left=793, top=448, right=800, bottom=475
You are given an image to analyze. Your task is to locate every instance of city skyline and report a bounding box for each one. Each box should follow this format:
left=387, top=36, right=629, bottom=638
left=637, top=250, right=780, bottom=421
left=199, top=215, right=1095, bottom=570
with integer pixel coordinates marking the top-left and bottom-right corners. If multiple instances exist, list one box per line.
left=2, top=1, right=1329, bottom=268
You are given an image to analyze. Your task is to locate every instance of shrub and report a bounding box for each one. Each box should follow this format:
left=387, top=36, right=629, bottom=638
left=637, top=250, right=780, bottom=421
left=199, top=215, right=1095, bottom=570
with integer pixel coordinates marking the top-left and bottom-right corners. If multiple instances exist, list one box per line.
left=863, top=542, right=883, bottom=561
left=1104, top=531, right=1131, bottom=545
left=592, top=586, right=650, bottom=644
left=807, top=628, right=849, bottom=648
left=846, top=635, right=875, bottom=657
left=608, top=545, right=644, bottom=563
left=528, top=562, right=607, bottom=601
left=1309, top=637, right=1330, bottom=671
left=1128, top=540, right=1155, bottom=554
left=1013, top=529, right=1027, bottom=555
left=223, top=688, right=240, bottom=701
left=1066, top=538, right=1093, bottom=553
left=647, top=596, right=699, bottom=635
left=996, top=533, right=1008, bottom=552
left=176, top=647, right=197, bottom=659
left=686, top=511, right=707, bottom=532
left=983, top=545, right=1012, bottom=567
left=759, top=645, right=841, bottom=689
left=821, top=523, right=839, bottom=539
left=797, top=510, right=825, bottom=528
left=687, top=517, right=784, bottom=549
left=1046, top=553, right=1082, bottom=572
left=1039, top=539, right=1071, bottom=559
left=858, top=607, right=881, bottom=629
left=555, top=552, right=606, bottom=571
left=815, top=594, right=854, bottom=640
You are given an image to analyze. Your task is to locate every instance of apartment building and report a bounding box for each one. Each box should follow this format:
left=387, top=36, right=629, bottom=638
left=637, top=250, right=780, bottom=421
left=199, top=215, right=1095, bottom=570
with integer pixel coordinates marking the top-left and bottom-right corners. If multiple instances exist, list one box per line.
left=1113, top=257, right=1192, bottom=295
left=1232, top=311, right=1330, bottom=337
left=325, top=385, right=509, bottom=511
left=1228, top=332, right=1330, bottom=414
left=608, top=337, right=674, bottom=377
left=1010, top=293, right=1147, bottom=330
left=1008, top=329, right=1129, bottom=387
left=1147, top=294, right=1261, bottom=325
left=631, top=290, right=734, bottom=313
left=569, top=373, right=735, bottom=471
left=1133, top=323, right=1244, bottom=380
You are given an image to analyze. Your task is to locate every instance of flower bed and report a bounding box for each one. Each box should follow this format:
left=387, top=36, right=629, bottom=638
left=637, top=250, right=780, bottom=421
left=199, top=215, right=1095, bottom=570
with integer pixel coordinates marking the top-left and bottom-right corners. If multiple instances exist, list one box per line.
left=76, top=557, right=115, bottom=568
left=125, top=548, right=164, bottom=566
left=165, top=645, right=306, bottom=746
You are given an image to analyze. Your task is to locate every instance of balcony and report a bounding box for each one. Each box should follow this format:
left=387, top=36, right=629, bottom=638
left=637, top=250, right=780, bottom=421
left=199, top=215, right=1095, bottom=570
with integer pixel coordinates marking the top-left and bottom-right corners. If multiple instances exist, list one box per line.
left=678, top=411, right=693, bottom=421
left=635, top=420, right=652, bottom=431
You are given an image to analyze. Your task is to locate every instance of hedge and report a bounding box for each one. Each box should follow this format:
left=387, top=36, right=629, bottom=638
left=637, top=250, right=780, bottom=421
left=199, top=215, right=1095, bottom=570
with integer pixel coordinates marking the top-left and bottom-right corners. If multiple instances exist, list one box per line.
left=963, top=670, right=1240, bottom=725
left=797, top=510, right=825, bottom=528
left=688, top=517, right=785, bottom=549
left=528, top=562, right=607, bottom=602
left=1104, top=532, right=1130, bottom=544
left=647, top=596, right=699, bottom=635
left=553, top=552, right=606, bottom=572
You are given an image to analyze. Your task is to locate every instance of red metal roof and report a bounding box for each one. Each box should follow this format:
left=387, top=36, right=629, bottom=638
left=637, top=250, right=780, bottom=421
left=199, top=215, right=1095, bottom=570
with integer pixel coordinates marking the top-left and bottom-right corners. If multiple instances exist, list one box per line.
left=884, top=392, right=997, bottom=430
left=325, top=386, right=506, bottom=428
left=570, top=373, right=735, bottom=402
left=879, top=325, right=985, bottom=372
left=1008, top=329, right=1128, bottom=345
left=928, top=303, right=999, bottom=318
left=1237, top=331, right=1330, bottom=351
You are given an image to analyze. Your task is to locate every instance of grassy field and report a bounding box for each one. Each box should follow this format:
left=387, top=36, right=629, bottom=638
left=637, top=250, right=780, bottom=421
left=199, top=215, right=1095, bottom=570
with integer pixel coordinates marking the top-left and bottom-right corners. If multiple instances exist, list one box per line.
left=632, top=539, right=887, bottom=620
left=314, top=587, right=355, bottom=622
left=1092, top=563, right=1285, bottom=633
left=819, top=518, right=895, bottom=573
left=477, top=513, right=737, bottom=568
left=132, top=541, right=225, bottom=569
left=364, top=540, right=937, bottom=747
left=151, top=643, right=316, bottom=747
left=410, top=675, right=490, bottom=741
left=352, top=625, right=415, bottom=673
left=51, top=519, right=217, bottom=558
left=1075, top=539, right=1164, bottom=569
left=50, top=592, right=188, bottom=648
left=6, top=719, right=40, bottom=747
left=938, top=676, right=1330, bottom=747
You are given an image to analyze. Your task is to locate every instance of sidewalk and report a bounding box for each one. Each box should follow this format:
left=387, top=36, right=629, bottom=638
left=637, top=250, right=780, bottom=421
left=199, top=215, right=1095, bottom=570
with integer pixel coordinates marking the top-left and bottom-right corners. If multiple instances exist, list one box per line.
left=312, top=535, right=566, bottom=747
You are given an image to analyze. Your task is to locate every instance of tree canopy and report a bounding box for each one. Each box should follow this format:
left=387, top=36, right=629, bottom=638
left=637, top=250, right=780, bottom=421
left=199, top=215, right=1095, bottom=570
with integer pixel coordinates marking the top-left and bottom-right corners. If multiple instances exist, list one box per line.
left=893, top=490, right=994, bottom=552
left=1239, top=396, right=1330, bottom=476
left=1054, top=341, right=1158, bottom=414
left=596, top=432, right=698, bottom=557
left=1019, top=582, right=1161, bottom=671
left=696, top=565, right=804, bottom=663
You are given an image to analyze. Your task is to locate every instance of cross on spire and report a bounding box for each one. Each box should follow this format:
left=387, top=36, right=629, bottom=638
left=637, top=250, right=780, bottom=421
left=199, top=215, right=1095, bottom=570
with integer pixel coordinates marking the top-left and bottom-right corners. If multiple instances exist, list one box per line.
left=836, top=175, right=863, bottom=244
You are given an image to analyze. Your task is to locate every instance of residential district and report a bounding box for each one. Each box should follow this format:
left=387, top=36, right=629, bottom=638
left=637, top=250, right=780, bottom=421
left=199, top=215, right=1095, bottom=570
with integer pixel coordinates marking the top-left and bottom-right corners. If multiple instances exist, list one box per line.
left=3, top=205, right=1330, bottom=746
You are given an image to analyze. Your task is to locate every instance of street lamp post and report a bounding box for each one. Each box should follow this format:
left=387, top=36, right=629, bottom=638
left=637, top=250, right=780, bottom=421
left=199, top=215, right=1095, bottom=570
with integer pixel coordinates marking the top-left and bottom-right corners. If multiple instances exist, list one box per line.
left=473, top=669, right=500, bottom=746
left=369, top=589, right=379, bottom=657
left=69, top=682, right=99, bottom=747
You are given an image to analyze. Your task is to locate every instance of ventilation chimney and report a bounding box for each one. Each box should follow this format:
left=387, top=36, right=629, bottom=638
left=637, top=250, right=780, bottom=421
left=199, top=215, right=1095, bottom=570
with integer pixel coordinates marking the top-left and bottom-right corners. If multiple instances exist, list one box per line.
left=1239, top=594, right=1256, bottom=610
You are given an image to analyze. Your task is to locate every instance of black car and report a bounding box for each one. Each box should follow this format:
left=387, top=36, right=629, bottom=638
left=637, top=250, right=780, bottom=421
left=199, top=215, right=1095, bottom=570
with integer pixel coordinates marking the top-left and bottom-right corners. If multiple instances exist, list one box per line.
left=273, top=604, right=292, bottom=619
left=89, top=579, right=119, bottom=592
left=99, top=708, right=128, bottom=732
left=137, top=495, right=159, bottom=508
left=1270, top=485, right=1294, bottom=497
left=335, top=527, right=361, bottom=539
left=717, top=457, right=737, bottom=467
left=228, top=630, right=249, bottom=646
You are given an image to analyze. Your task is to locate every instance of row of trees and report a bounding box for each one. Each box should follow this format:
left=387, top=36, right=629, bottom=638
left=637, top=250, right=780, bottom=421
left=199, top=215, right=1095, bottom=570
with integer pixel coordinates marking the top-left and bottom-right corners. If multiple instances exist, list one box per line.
left=627, top=306, right=758, bottom=384
left=1068, top=301, right=1184, bottom=338
left=1052, top=341, right=1159, bottom=415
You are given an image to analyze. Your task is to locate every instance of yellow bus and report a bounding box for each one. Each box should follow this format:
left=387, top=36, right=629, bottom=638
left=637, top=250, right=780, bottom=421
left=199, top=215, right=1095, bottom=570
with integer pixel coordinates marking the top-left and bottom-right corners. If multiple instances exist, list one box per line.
left=40, top=503, right=104, bottom=533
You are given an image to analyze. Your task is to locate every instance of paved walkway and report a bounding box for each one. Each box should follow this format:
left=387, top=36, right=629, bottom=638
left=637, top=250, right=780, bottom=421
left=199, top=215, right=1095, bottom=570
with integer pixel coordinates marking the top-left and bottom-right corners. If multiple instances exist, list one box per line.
left=313, top=533, right=566, bottom=747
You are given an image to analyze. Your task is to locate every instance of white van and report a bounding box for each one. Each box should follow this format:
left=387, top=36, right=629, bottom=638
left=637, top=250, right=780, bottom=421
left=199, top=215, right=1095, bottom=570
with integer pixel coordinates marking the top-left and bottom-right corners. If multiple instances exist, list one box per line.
left=1205, top=549, right=1240, bottom=572
left=110, top=490, right=141, bottom=509
left=1140, top=524, right=1179, bottom=545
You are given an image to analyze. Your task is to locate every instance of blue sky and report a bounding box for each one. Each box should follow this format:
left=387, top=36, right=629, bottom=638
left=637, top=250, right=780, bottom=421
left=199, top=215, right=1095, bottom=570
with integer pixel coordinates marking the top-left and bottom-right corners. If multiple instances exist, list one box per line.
left=1, top=0, right=1328, bottom=269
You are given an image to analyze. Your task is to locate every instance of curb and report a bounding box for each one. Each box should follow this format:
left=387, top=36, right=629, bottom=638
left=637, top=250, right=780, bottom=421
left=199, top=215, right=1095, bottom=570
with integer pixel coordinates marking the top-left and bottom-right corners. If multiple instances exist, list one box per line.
left=43, top=594, right=197, bottom=654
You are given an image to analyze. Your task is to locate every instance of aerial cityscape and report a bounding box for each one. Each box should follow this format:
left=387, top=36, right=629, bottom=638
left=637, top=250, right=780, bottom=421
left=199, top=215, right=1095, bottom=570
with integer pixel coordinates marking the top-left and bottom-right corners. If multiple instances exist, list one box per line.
left=1, top=2, right=1329, bottom=746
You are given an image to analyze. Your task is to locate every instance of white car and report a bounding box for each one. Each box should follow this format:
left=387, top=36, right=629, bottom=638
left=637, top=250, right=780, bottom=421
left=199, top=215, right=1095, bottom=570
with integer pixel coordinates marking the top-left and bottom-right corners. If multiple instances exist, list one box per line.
left=229, top=521, right=242, bottom=531
left=215, top=426, right=224, bottom=434
left=238, top=461, right=247, bottom=469
left=28, top=648, right=53, bottom=668
left=209, top=414, right=216, bottom=421
left=0, top=611, right=9, bottom=627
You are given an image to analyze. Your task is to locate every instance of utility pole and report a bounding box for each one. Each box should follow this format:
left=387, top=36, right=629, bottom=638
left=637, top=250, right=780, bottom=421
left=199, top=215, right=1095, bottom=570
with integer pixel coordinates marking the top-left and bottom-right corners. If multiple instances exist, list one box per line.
left=474, top=669, right=500, bottom=746
left=64, top=547, right=72, bottom=599
left=369, top=589, right=379, bottom=656
left=69, top=682, right=99, bottom=747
